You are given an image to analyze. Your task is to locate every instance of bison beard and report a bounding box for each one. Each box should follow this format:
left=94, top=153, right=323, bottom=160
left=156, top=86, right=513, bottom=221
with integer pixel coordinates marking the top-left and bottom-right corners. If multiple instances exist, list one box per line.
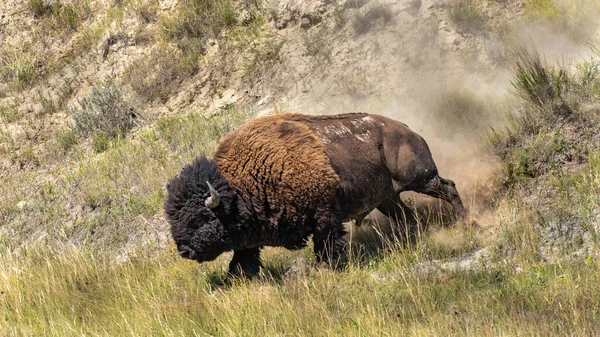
left=164, top=113, right=466, bottom=277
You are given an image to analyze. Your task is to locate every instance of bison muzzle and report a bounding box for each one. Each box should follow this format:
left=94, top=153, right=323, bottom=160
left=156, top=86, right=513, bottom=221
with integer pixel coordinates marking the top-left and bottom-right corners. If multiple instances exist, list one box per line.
left=164, top=113, right=466, bottom=277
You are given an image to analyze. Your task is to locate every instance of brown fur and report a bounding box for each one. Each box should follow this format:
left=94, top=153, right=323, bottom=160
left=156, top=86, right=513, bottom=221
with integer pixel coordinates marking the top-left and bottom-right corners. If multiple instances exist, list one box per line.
left=281, top=113, right=465, bottom=223
left=214, top=114, right=341, bottom=247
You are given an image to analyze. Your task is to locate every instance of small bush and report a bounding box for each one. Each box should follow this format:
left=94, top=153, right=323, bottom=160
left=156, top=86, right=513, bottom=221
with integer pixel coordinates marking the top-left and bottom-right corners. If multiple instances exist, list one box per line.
left=56, top=129, right=78, bottom=152
left=69, top=86, right=136, bottom=144
left=27, top=0, right=50, bottom=17
left=510, top=50, right=575, bottom=133
left=353, top=3, right=394, bottom=35
left=449, top=0, right=487, bottom=34
left=512, top=51, right=563, bottom=107
left=433, top=89, right=491, bottom=138
left=92, top=134, right=111, bottom=153
left=0, top=102, right=21, bottom=123
left=134, top=0, right=159, bottom=23
left=125, top=48, right=198, bottom=103
left=159, top=0, right=238, bottom=55
left=57, top=4, right=80, bottom=30
left=490, top=46, right=600, bottom=191
left=0, top=46, right=40, bottom=87
left=28, top=0, right=88, bottom=31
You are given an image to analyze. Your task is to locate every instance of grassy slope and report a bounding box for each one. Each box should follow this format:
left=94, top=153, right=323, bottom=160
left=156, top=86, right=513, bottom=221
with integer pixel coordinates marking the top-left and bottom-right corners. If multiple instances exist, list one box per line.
left=2, top=0, right=600, bottom=336
left=3, top=60, right=600, bottom=333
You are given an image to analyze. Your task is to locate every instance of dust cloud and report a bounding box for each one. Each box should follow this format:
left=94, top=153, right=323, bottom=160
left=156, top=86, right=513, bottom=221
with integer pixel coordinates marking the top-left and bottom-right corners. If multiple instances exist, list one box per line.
left=273, top=0, right=600, bottom=229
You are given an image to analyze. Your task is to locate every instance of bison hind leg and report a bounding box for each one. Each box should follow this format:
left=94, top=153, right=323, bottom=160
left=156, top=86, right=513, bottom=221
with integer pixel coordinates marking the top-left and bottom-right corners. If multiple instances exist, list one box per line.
left=228, top=247, right=262, bottom=278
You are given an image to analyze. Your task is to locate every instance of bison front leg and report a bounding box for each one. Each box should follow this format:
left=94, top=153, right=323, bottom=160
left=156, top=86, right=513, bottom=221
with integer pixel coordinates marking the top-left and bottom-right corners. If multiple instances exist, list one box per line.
left=228, top=247, right=262, bottom=278
left=313, top=216, right=347, bottom=266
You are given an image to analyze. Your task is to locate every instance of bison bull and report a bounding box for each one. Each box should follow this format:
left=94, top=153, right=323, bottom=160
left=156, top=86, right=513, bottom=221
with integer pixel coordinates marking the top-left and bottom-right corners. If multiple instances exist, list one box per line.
left=164, top=113, right=466, bottom=277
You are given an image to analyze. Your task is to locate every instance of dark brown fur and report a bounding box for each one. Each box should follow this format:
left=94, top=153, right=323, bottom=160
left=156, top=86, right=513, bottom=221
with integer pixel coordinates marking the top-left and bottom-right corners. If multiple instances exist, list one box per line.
left=164, top=113, right=465, bottom=277
left=284, top=113, right=465, bottom=226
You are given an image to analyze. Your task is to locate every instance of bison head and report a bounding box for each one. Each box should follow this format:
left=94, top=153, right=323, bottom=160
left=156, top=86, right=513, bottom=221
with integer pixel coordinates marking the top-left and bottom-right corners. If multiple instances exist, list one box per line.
left=164, top=156, right=237, bottom=263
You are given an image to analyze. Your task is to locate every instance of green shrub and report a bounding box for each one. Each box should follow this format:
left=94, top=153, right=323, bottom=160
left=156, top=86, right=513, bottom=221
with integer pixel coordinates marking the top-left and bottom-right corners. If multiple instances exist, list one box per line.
left=28, top=0, right=89, bottom=31
left=510, top=50, right=576, bottom=134
left=512, top=51, right=566, bottom=107
left=91, top=134, right=111, bottom=153
left=59, top=4, right=80, bottom=30
left=56, top=129, right=78, bottom=152
left=449, top=0, right=487, bottom=34
left=69, top=86, right=136, bottom=146
left=353, top=4, right=394, bottom=35
left=27, top=0, right=50, bottom=17
left=0, top=47, right=39, bottom=87
left=0, top=102, right=21, bottom=123
left=133, top=0, right=159, bottom=23
left=490, top=46, right=600, bottom=192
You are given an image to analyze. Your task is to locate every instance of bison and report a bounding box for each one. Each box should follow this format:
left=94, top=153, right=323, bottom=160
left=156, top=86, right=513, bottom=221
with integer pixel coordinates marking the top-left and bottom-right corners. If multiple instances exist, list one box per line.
left=164, top=113, right=466, bottom=277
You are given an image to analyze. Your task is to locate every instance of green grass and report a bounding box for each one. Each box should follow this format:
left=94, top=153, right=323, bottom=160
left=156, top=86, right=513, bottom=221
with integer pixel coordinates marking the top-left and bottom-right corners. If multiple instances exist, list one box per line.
left=2, top=84, right=600, bottom=335
left=491, top=48, right=600, bottom=184
left=27, top=0, right=91, bottom=38
left=0, top=45, right=40, bottom=87
left=56, top=129, right=78, bottom=152
left=1, top=244, right=599, bottom=336
left=123, top=0, right=269, bottom=103
left=486, top=46, right=600, bottom=267
left=158, top=0, right=241, bottom=55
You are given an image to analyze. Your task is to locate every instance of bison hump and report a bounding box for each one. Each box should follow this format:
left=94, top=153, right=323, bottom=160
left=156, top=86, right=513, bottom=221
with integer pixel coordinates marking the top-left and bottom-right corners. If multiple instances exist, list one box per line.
left=214, top=115, right=340, bottom=218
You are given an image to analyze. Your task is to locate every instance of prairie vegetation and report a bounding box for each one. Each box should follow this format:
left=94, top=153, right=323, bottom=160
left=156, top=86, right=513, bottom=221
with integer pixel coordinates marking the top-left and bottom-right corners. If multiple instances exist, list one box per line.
left=3, top=49, right=600, bottom=334
left=1, top=0, right=600, bottom=335
left=1, top=242, right=599, bottom=336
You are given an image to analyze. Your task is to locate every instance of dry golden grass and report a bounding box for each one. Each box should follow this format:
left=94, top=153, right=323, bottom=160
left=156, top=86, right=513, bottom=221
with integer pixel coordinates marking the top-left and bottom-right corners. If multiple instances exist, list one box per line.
left=1, top=241, right=599, bottom=336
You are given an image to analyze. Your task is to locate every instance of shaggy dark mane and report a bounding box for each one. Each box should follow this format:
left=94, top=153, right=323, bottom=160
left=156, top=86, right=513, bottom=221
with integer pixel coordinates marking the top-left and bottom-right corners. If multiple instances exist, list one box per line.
left=164, top=156, right=237, bottom=230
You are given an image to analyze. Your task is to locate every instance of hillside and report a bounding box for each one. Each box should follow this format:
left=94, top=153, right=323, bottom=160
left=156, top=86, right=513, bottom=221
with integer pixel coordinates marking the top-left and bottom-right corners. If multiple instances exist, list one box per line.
left=1, top=0, right=600, bottom=335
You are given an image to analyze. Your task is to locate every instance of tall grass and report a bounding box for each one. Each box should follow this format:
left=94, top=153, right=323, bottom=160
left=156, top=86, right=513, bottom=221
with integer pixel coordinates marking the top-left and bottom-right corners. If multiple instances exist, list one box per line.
left=486, top=46, right=600, bottom=267
left=1, top=243, right=599, bottom=336
left=490, top=48, right=600, bottom=183
left=0, top=45, right=40, bottom=87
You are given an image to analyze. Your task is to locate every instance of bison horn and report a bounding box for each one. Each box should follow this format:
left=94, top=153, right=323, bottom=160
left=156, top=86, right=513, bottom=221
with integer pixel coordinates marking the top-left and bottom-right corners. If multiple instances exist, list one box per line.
left=204, top=181, right=221, bottom=208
